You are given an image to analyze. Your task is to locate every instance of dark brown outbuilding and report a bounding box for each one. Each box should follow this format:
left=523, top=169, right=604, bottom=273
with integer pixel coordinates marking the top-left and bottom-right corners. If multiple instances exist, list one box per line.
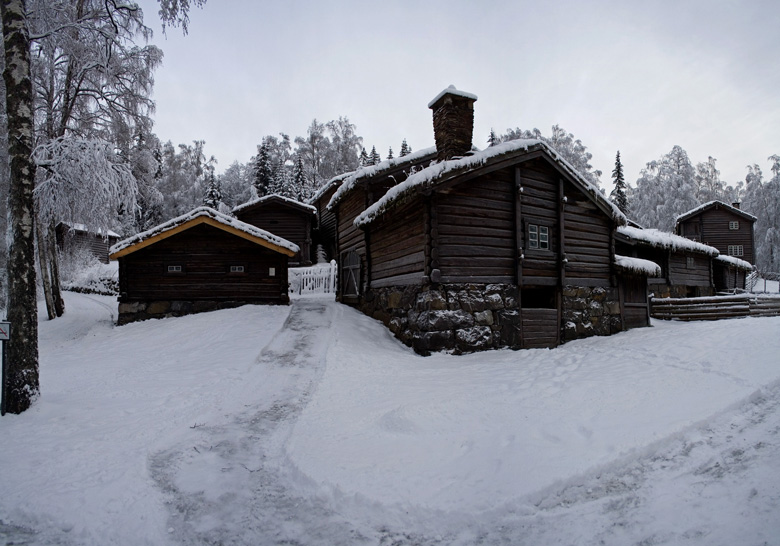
left=110, top=207, right=298, bottom=324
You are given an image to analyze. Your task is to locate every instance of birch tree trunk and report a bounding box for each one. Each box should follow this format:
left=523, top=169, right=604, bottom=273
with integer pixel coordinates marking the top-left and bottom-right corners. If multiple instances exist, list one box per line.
left=35, top=217, right=55, bottom=320
left=2, top=0, right=40, bottom=413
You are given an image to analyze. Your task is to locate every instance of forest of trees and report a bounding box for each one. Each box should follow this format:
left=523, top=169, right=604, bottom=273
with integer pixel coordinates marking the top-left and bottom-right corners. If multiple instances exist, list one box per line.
left=1, top=1, right=779, bottom=413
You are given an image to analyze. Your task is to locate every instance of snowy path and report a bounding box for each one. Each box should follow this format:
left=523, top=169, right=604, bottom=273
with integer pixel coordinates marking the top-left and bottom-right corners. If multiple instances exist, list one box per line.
left=2, top=293, right=779, bottom=545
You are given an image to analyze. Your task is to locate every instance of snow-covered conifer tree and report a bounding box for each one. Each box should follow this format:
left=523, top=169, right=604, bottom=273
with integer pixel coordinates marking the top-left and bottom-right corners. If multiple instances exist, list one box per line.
left=359, top=147, right=369, bottom=167
left=254, top=142, right=273, bottom=197
left=609, top=151, right=629, bottom=217
left=387, top=147, right=394, bottom=160
left=488, top=129, right=500, bottom=147
left=399, top=139, right=411, bottom=157
left=202, top=167, right=222, bottom=208
left=369, top=146, right=381, bottom=166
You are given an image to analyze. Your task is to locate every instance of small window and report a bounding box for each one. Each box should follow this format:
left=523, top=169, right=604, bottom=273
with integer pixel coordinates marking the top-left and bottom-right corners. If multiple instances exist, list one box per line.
left=167, top=264, right=183, bottom=273
left=728, top=245, right=744, bottom=257
left=230, top=265, right=245, bottom=273
left=269, top=267, right=276, bottom=277
left=528, top=224, right=550, bottom=251
left=686, top=256, right=695, bottom=269
left=729, top=221, right=739, bottom=230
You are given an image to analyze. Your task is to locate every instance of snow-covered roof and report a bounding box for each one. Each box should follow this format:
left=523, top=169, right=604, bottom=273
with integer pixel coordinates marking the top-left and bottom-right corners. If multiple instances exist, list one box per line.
left=308, top=172, right=352, bottom=205
left=675, top=200, right=757, bottom=224
left=427, top=85, right=478, bottom=108
left=327, top=147, right=438, bottom=211
left=109, top=206, right=299, bottom=259
left=232, top=193, right=316, bottom=215
left=614, top=254, right=662, bottom=277
left=714, top=254, right=754, bottom=270
left=60, top=222, right=121, bottom=239
left=617, top=225, right=719, bottom=257
left=354, top=139, right=627, bottom=227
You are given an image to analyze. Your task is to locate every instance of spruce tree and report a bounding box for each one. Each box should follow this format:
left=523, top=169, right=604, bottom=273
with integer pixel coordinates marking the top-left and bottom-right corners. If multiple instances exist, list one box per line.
left=203, top=169, right=222, bottom=208
left=359, top=147, right=369, bottom=167
left=488, top=129, right=500, bottom=147
left=610, top=151, right=629, bottom=217
left=293, top=154, right=307, bottom=201
left=387, top=147, right=394, bottom=160
left=254, top=143, right=273, bottom=197
left=399, top=139, right=411, bottom=157
left=369, top=146, right=381, bottom=166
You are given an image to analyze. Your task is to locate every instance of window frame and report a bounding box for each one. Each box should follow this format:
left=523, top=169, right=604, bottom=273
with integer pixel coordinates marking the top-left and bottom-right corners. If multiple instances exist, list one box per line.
left=727, top=245, right=744, bottom=257
left=729, top=221, right=739, bottom=231
left=527, top=223, right=550, bottom=251
left=166, top=264, right=184, bottom=274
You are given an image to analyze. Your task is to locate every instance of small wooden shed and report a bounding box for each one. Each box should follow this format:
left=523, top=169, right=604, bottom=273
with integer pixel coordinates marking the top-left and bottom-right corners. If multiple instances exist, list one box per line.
left=676, top=201, right=756, bottom=265
left=110, top=207, right=299, bottom=325
left=56, top=222, right=120, bottom=264
left=233, top=194, right=316, bottom=266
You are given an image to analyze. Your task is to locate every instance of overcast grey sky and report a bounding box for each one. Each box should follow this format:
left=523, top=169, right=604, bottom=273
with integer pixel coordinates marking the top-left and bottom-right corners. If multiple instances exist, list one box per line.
left=136, top=0, right=780, bottom=191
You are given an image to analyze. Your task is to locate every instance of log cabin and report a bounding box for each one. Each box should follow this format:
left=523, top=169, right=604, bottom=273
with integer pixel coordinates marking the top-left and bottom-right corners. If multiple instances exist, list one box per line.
left=615, top=225, right=719, bottom=298
left=308, top=173, right=350, bottom=262
left=56, top=222, right=120, bottom=264
left=675, top=201, right=757, bottom=265
left=232, top=194, right=316, bottom=266
left=330, top=86, right=653, bottom=355
left=110, top=207, right=298, bottom=325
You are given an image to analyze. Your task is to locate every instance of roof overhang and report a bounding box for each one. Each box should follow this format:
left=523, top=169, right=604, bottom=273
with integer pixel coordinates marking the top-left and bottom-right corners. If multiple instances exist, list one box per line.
left=110, top=213, right=298, bottom=260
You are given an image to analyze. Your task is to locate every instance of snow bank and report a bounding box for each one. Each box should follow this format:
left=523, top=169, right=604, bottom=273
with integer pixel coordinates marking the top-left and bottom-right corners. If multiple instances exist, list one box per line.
left=286, top=305, right=780, bottom=512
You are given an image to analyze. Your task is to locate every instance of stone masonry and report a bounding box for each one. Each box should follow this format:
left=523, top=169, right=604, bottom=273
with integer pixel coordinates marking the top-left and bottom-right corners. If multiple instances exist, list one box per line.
left=360, top=283, right=623, bottom=355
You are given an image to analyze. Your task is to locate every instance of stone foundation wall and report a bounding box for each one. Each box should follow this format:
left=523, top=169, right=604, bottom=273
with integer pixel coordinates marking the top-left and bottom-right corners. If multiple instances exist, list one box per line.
left=360, top=283, right=623, bottom=355
left=117, top=299, right=286, bottom=325
left=561, top=285, right=623, bottom=342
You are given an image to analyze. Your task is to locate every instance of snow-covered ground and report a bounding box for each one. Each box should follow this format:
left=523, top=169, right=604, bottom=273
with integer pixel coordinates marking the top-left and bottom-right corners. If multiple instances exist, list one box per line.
left=1, top=292, right=779, bottom=545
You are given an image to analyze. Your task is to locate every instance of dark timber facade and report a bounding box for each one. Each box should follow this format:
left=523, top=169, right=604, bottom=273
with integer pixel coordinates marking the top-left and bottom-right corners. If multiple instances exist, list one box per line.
left=328, top=87, right=637, bottom=355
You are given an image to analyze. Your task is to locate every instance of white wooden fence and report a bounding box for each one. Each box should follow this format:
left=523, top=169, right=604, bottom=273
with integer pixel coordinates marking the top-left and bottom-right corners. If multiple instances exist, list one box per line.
left=289, top=260, right=337, bottom=297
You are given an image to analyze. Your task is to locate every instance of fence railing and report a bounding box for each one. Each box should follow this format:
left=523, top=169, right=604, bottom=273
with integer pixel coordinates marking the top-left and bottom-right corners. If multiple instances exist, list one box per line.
left=289, top=260, right=337, bottom=297
left=651, top=294, right=780, bottom=321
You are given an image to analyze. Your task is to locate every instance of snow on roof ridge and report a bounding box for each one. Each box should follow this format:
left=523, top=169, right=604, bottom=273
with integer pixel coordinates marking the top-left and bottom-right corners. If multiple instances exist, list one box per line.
left=614, top=254, right=662, bottom=277
left=110, top=206, right=299, bottom=256
left=714, top=254, right=754, bottom=270
left=354, top=139, right=626, bottom=227
left=62, top=222, right=120, bottom=239
left=617, top=225, right=719, bottom=256
left=233, top=193, right=316, bottom=214
left=308, top=172, right=353, bottom=204
left=427, top=85, right=479, bottom=108
left=327, top=146, right=437, bottom=211
left=675, top=200, right=757, bottom=223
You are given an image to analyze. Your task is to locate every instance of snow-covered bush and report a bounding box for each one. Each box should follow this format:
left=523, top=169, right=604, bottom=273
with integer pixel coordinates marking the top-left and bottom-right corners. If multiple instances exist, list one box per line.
left=59, top=245, right=119, bottom=296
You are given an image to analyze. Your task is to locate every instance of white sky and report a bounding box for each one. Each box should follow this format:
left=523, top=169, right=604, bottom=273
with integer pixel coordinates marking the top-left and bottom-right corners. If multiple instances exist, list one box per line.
left=135, top=0, right=780, bottom=191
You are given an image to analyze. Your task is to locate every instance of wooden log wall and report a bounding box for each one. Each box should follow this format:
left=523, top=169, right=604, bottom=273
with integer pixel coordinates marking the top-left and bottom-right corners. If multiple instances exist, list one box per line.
left=515, top=161, right=558, bottom=285
left=682, top=207, right=754, bottom=264
left=368, top=200, right=426, bottom=288
left=119, top=224, right=286, bottom=302
left=436, top=171, right=516, bottom=284
left=337, top=189, right=367, bottom=258
left=668, top=252, right=711, bottom=287
left=562, top=184, right=612, bottom=287
left=235, top=205, right=312, bottom=264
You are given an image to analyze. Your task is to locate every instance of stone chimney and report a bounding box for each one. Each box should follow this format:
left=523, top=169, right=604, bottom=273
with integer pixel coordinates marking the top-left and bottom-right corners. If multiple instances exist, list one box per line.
left=732, top=201, right=741, bottom=210
left=428, top=85, right=478, bottom=162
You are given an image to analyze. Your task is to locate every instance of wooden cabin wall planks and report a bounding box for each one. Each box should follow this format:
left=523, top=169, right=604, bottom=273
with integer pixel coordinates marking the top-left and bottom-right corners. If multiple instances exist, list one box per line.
left=235, top=201, right=312, bottom=265
left=118, top=224, right=287, bottom=302
left=436, top=172, right=516, bottom=284
left=368, top=200, right=426, bottom=287
left=677, top=205, right=755, bottom=265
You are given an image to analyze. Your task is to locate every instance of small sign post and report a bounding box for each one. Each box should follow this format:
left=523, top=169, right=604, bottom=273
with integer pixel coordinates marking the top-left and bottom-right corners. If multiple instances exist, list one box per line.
left=0, top=321, right=9, bottom=416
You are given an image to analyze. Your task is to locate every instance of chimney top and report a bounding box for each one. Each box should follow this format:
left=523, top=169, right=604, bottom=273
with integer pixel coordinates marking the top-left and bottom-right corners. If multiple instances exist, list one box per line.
left=428, top=85, right=478, bottom=110
left=732, top=201, right=741, bottom=209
